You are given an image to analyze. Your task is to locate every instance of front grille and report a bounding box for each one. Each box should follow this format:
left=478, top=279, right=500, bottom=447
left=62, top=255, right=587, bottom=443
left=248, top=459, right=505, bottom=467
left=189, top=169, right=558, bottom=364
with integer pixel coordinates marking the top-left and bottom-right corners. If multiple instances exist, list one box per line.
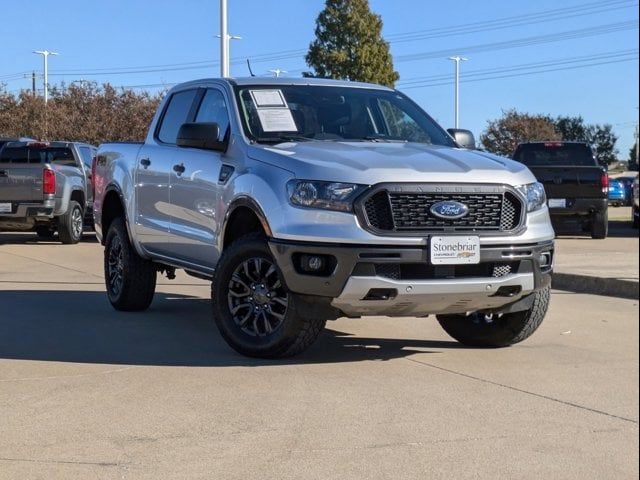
left=360, top=187, right=523, bottom=234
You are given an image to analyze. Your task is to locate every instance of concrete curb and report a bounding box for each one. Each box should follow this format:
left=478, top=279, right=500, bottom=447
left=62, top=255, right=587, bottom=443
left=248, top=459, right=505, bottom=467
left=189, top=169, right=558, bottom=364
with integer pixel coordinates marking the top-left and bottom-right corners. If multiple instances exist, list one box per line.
left=553, top=272, right=639, bottom=300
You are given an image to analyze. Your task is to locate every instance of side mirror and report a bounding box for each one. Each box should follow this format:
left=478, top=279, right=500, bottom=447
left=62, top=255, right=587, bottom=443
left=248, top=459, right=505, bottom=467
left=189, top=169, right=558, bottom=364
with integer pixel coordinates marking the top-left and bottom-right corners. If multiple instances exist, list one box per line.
left=447, top=128, right=476, bottom=150
left=177, top=122, right=226, bottom=152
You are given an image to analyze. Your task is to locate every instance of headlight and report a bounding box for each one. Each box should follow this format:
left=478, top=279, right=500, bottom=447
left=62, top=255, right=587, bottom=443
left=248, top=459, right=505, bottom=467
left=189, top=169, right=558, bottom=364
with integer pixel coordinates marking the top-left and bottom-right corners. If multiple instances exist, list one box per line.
left=287, top=180, right=364, bottom=212
left=517, top=182, right=547, bottom=212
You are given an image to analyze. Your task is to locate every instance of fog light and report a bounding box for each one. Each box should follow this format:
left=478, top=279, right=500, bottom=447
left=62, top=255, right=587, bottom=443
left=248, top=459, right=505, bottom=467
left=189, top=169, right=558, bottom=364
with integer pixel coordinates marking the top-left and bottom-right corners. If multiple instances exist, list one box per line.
left=539, top=253, right=551, bottom=268
left=300, top=254, right=325, bottom=272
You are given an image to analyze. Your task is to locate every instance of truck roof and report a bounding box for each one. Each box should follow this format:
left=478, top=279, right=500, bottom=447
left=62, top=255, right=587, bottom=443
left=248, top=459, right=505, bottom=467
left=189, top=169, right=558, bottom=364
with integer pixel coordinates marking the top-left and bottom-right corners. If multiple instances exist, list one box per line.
left=176, top=77, right=394, bottom=91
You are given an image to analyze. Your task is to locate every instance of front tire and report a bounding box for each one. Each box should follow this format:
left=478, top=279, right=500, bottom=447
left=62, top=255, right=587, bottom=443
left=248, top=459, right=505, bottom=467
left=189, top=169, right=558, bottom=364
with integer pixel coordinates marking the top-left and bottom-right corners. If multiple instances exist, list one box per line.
left=212, top=234, right=326, bottom=358
left=104, top=217, right=156, bottom=311
left=437, top=286, right=550, bottom=348
left=58, top=200, right=84, bottom=244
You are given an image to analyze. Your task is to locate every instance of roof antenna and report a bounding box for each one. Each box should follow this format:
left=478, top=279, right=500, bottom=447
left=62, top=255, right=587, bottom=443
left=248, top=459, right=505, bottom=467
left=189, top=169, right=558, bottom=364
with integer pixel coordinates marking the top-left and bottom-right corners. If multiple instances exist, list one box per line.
left=247, top=59, right=256, bottom=77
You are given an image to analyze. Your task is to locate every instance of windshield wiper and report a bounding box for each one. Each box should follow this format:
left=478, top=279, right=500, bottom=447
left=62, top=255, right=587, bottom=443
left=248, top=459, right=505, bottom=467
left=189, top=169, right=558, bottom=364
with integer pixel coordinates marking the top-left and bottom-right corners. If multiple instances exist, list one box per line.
left=253, top=135, right=313, bottom=144
left=355, top=135, right=407, bottom=143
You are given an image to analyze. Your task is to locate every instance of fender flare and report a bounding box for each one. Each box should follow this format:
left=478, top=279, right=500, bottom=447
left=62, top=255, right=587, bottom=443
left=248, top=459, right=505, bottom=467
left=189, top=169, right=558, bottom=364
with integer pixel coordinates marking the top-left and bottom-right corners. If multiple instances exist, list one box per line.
left=219, top=196, right=273, bottom=251
left=101, top=182, right=136, bottom=247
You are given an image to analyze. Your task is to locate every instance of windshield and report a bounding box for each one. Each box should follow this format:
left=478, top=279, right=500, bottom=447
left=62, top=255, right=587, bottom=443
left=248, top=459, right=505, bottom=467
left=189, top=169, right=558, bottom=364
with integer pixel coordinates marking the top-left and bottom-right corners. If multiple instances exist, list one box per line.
left=513, top=143, right=596, bottom=167
left=234, top=84, right=456, bottom=146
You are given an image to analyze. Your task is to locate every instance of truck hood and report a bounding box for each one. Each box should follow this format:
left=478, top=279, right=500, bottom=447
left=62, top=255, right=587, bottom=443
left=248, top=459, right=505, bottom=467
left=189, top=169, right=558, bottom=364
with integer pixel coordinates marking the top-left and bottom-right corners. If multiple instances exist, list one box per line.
left=248, top=141, right=536, bottom=186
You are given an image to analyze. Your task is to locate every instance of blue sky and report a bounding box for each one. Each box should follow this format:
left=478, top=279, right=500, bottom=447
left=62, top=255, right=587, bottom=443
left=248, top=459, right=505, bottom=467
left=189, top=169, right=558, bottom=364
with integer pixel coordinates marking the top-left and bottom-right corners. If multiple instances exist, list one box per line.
left=1, top=0, right=638, bottom=154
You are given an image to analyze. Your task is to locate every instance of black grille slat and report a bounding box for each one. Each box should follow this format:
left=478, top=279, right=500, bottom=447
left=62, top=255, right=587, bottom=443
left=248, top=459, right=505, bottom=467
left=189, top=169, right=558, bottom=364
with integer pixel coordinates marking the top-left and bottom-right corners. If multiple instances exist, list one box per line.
left=362, top=189, right=523, bottom=233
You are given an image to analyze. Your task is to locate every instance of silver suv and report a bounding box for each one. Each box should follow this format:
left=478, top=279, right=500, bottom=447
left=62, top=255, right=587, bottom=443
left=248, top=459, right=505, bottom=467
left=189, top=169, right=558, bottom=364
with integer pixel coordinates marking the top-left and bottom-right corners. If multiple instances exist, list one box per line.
left=94, top=78, right=555, bottom=358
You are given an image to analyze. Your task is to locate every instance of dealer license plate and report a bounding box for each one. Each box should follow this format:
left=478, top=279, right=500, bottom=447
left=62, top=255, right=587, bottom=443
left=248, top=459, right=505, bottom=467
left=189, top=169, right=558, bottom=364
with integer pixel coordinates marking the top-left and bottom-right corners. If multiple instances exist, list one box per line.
left=430, top=236, right=481, bottom=265
left=548, top=198, right=567, bottom=208
left=0, top=203, right=11, bottom=213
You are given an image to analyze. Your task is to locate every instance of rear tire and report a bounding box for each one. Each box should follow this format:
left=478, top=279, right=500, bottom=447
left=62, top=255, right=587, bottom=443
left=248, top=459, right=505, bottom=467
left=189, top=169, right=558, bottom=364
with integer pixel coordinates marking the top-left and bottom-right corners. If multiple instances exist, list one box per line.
left=212, top=233, right=326, bottom=358
left=58, top=200, right=84, bottom=244
left=437, top=286, right=550, bottom=348
left=104, top=217, right=156, bottom=311
left=591, top=210, right=608, bottom=239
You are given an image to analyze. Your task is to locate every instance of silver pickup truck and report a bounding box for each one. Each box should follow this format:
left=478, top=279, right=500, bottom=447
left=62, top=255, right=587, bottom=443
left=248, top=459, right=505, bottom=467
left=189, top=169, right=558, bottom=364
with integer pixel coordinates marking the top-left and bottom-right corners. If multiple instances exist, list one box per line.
left=94, top=77, right=555, bottom=358
left=0, top=141, right=95, bottom=243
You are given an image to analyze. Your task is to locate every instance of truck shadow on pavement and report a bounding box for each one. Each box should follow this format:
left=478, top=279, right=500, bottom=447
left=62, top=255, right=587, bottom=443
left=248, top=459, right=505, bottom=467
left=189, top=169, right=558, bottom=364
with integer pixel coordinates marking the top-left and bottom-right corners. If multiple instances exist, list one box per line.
left=0, top=232, right=98, bottom=245
left=0, top=290, right=462, bottom=367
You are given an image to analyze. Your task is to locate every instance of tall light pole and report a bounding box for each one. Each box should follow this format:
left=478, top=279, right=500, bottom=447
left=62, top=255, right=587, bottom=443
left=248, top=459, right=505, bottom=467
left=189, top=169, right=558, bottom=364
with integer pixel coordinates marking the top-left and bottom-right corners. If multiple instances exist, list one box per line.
left=448, top=56, right=468, bottom=129
left=220, top=0, right=229, bottom=77
left=33, top=50, right=59, bottom=104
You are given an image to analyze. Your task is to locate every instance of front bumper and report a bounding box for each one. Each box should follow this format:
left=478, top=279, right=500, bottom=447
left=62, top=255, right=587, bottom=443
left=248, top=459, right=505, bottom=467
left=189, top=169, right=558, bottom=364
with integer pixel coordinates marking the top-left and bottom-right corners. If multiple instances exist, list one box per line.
left=269, top=239, right=553, bottom=317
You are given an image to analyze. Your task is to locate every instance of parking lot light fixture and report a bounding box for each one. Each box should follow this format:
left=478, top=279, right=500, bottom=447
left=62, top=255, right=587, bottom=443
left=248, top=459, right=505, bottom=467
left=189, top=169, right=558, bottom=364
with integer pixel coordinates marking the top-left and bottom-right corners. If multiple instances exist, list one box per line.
left=33, top=50, right=59, bottom=104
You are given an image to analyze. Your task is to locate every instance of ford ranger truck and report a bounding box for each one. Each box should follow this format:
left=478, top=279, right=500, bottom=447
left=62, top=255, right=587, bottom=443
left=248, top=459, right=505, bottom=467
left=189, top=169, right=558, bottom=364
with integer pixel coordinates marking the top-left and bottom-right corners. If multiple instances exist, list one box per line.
left=94, top=78, right=555, bottom=358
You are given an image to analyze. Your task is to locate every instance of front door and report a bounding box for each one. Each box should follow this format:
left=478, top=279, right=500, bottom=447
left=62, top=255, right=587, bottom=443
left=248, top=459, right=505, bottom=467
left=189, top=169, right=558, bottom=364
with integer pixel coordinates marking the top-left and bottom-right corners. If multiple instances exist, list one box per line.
left=167, top=88, right=231, bottom=269
left=134, top=88, right=199, bottom=255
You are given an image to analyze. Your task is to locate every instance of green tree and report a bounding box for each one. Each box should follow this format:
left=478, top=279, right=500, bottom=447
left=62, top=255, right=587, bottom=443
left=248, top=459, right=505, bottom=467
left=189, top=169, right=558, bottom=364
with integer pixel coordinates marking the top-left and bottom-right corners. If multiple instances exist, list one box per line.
left=629, top=141, right=638, bottom=171
left=586, top=124, right=618, bottom=166
left=555, top=115, right=589, bottom=141
left=305, top=0, right=399, bottom=87
left=480, top=109, right=560, bottom=156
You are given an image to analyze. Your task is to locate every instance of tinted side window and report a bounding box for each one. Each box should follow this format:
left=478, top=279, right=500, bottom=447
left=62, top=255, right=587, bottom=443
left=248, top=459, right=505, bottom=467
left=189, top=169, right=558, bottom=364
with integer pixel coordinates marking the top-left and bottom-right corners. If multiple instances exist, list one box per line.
left=195, top=89, right=230, bottom=140
left=157, top=89, right=198, bottom=144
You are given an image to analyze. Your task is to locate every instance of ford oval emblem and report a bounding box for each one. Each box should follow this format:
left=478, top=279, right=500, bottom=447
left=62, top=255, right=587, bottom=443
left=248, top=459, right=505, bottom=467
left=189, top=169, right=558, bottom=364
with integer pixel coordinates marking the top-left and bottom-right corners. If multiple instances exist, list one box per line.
left=430, top=201, right=470, bottom=220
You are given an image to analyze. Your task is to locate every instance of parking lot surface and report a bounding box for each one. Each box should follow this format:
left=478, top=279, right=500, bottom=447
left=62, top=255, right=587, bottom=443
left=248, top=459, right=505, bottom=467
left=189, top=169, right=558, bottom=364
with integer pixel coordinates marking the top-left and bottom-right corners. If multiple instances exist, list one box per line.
left=0, top=233, right=638, bottom=479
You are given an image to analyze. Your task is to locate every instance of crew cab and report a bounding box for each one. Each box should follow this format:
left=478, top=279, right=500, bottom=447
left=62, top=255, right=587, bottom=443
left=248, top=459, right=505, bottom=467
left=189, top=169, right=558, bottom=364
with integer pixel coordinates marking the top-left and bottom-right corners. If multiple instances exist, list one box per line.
left=0, top=141, right=96, bottom=243
left=513, top=141, right=609, bottom=239
left=94, top=78, right=555, bottom=358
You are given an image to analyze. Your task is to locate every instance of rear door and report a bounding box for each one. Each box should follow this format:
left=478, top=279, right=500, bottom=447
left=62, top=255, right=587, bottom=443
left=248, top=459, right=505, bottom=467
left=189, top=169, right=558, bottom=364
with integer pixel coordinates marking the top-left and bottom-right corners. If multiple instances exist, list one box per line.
left=166, top=87, right=231, bottom=268
left=134, top=88, right=199, bottom=255
left=0, top=146, right=46, bottom=210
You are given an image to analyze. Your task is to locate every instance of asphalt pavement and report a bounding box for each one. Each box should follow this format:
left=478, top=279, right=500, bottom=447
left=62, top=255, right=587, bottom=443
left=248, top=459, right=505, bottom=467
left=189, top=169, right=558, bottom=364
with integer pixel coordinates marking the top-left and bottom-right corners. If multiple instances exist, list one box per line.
left=0, top=233, right=638, bottom=479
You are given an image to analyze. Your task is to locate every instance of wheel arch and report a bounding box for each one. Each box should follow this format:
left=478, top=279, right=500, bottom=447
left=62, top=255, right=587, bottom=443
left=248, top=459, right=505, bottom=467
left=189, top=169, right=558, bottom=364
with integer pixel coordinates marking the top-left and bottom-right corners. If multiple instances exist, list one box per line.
left=220, top=197, right=273, bottom=251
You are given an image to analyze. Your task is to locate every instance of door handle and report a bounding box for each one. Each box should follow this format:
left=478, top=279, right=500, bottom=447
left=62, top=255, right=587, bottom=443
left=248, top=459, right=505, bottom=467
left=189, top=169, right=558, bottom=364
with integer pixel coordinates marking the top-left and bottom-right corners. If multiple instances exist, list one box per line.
left=173, top=163, right=186, bottom=176
left=140, top=158, right=151, bottom=169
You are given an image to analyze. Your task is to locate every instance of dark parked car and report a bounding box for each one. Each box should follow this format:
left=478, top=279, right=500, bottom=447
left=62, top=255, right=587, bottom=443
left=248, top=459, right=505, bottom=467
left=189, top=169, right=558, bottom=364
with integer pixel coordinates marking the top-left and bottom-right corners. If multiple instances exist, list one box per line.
left=513, top=142, right=609, bottom=239
left=633, top=176, right=639, bottom=229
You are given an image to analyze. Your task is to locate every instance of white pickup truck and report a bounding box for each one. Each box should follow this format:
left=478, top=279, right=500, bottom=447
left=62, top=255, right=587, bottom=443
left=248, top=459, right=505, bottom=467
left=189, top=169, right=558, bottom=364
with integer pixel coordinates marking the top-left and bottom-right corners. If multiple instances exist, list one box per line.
left=94, top=77, right=555, bottom=358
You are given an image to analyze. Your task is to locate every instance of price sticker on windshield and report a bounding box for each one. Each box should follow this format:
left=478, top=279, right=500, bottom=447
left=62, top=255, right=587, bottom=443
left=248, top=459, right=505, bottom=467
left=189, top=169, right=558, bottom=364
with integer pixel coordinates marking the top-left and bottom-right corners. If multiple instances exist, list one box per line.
left=250, top=90, right=287, bottom=108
